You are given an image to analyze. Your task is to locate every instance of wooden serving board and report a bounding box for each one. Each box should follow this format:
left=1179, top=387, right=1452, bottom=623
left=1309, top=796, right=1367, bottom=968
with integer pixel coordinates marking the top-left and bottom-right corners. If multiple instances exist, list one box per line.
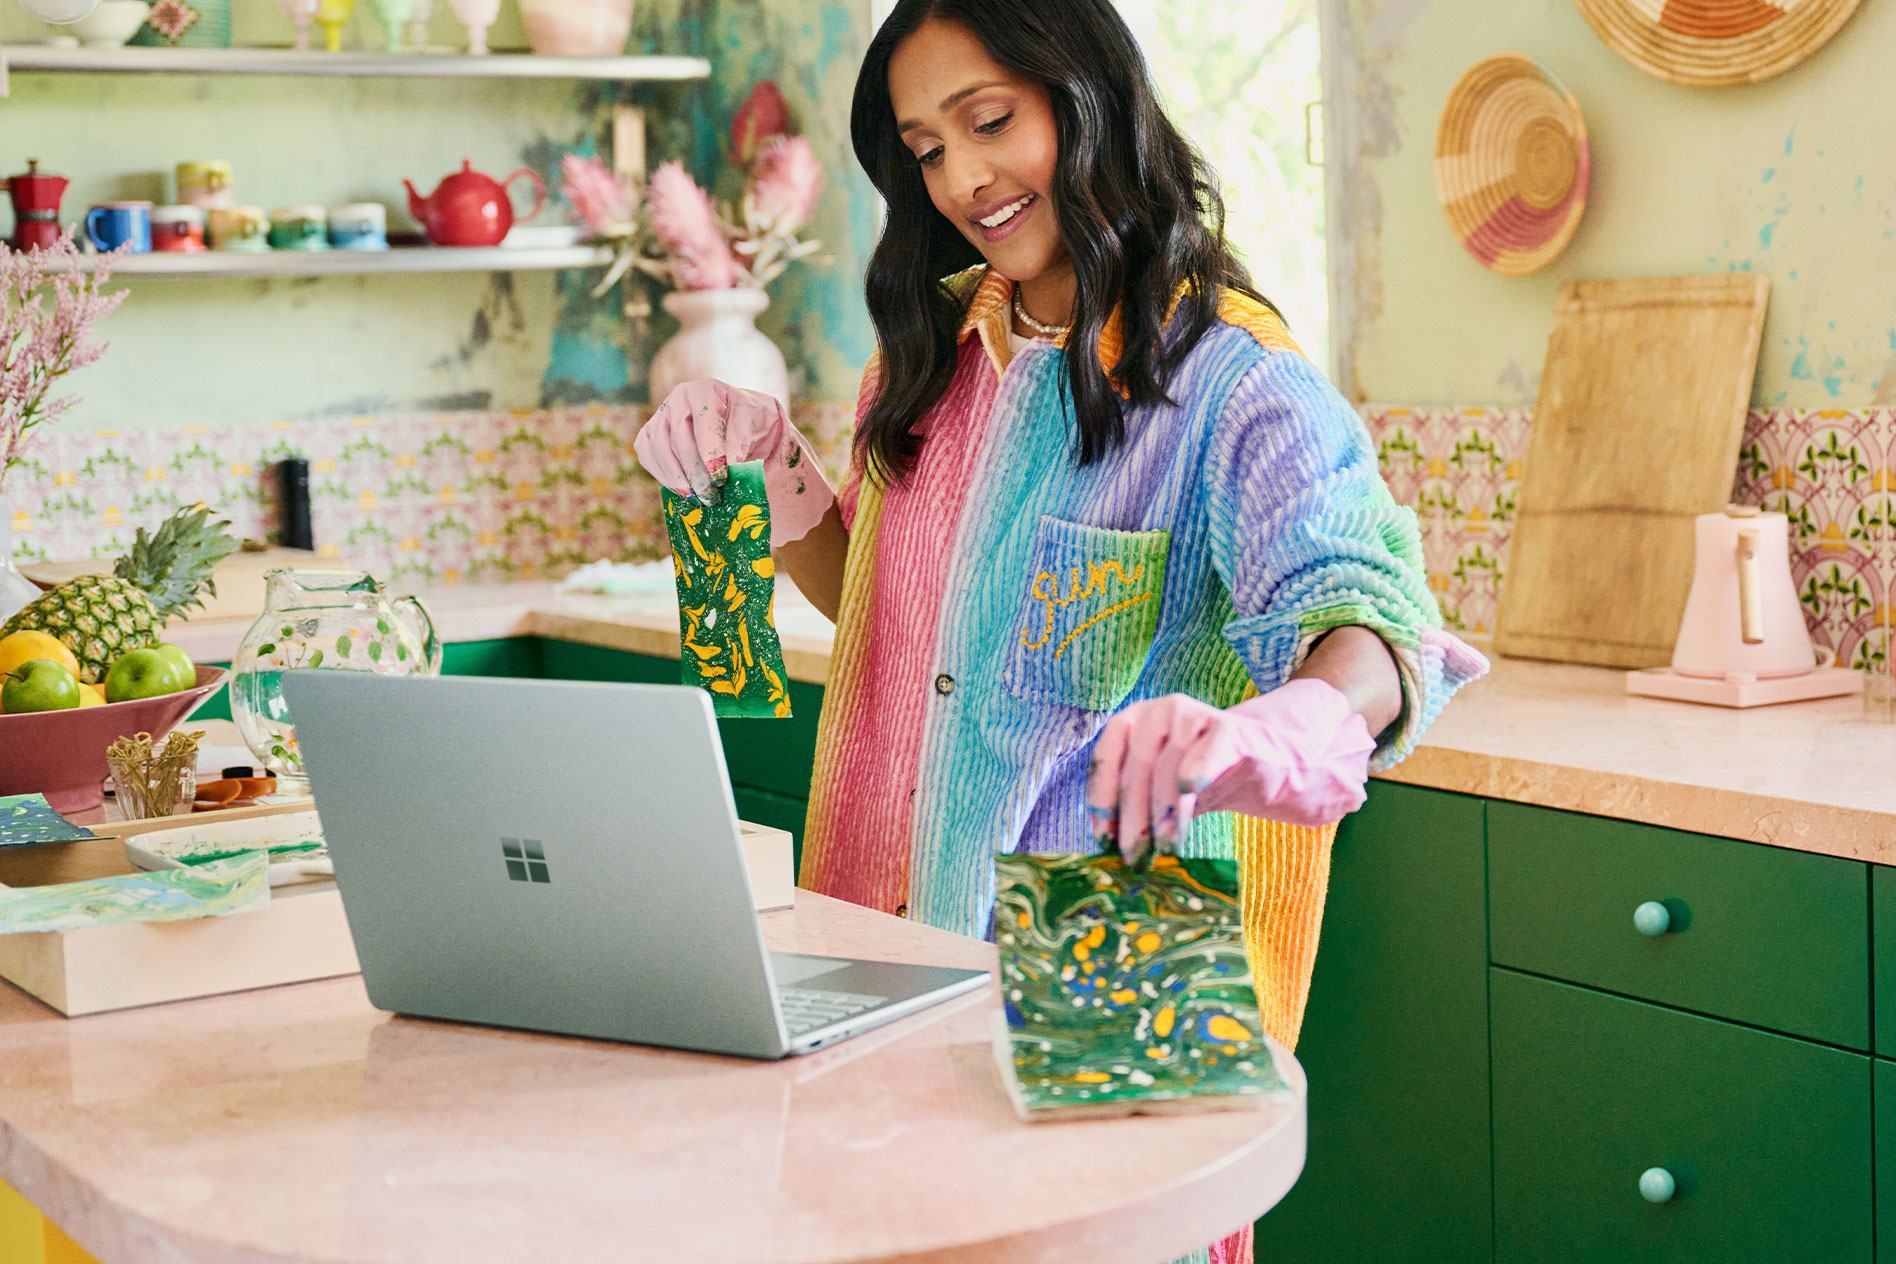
left=20, top=546, right=354, bottom=625
left=1494, top=274, right=1770, bottom=669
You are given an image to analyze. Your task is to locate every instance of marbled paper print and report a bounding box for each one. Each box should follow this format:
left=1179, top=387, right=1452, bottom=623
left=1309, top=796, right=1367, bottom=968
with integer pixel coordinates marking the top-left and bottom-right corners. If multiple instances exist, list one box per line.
left=0, top=794, right=99, bottom=848
left=994, top=852, right=1285, bottom=1116
left=662, top=461, right=792, bottom=719
left=0, top=853, right=267, bottom=934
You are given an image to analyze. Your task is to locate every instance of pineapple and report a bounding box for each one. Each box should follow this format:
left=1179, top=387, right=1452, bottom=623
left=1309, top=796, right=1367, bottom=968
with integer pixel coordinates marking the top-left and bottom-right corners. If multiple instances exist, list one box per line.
left=2, top=507, right=238, bottom=682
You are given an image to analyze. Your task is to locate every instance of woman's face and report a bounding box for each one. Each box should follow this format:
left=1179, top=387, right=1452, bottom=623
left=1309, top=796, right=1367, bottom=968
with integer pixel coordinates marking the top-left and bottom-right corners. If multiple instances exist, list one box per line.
left=888, top=18, right=1067, bottom=284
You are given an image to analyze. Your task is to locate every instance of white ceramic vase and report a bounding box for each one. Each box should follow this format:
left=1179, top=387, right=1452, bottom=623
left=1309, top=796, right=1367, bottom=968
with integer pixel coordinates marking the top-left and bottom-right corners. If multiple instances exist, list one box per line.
left=0, top=494, right=42, bottom=625
left=517, top=0, right=630, bottom=55
left=646, top=288, right=789, bottom=409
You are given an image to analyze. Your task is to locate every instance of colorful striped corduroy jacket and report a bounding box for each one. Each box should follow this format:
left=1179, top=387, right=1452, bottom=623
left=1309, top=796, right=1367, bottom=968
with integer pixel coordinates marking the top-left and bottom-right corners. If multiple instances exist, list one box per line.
left=799, top=267, right=1485, bottom=1048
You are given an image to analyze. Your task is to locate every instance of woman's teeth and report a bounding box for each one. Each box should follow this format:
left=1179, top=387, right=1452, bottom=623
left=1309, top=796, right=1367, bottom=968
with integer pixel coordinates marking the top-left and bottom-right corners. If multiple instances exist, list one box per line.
left=979, top=195, right=1034, bottom=228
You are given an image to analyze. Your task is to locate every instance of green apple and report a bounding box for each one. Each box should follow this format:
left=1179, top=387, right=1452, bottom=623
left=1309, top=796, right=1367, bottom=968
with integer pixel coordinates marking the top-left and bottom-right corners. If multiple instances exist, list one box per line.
left=152, top=642, right=195, bottom=685
left=105, top=647, right=193, bottom=703
left=2, top=658, right=82, bottom=713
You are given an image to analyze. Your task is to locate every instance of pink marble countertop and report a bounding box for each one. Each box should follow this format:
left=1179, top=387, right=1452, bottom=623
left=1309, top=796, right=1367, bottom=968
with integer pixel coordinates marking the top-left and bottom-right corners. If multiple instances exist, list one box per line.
left=168, top=579, right=838, bottom=686
left=0, top=893, right=1305, bottom=1264
left=1376, top=655, right=1896, bottom=862
left=168, top=582, right=1896, bottom=859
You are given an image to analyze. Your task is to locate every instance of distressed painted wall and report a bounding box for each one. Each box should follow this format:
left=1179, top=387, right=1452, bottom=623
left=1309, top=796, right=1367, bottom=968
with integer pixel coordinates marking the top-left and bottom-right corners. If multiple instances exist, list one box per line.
left=1321, top=0, right=1896, bottom=410
left=0, top=0, right=876, bottom=437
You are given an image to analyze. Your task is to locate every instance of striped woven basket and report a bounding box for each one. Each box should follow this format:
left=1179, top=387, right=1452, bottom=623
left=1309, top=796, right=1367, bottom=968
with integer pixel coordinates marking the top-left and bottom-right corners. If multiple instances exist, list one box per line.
left=1434, top=54, right=1590, bottom=278
left=1573, top=0, right=1862, bottom=87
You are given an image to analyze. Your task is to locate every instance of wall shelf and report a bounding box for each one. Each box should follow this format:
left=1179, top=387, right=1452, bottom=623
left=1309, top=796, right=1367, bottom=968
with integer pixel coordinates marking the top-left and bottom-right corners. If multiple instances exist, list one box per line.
left=45, top=244, right=614, bottom=278
left=0, top=44, right=709, bottom=82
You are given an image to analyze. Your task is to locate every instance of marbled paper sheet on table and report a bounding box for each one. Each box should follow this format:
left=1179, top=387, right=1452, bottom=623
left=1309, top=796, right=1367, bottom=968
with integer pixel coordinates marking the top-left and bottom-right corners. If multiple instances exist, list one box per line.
left=662, top=461, right=793, bottom=719
left=0, top=853, right=268, bottom=933
left=0, top=794, right=99, bottom=848
left=994, top=852, right=1286, bottom=1117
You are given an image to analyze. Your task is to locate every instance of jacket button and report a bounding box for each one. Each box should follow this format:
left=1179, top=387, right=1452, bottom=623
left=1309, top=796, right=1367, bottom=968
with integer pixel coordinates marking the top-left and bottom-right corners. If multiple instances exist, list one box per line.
left=934, top=673, right=955, bottom=696
left=895, top=904, right=908, bottom=917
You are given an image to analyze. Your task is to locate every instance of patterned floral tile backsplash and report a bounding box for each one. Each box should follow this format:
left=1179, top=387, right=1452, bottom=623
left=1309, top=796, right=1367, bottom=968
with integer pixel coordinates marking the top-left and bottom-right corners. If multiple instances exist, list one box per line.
left=6, top=401, right=1889, bottom=672
left=4, top=403, right=855, bottom=589
left=1365, top=405, right=1894, bottom=671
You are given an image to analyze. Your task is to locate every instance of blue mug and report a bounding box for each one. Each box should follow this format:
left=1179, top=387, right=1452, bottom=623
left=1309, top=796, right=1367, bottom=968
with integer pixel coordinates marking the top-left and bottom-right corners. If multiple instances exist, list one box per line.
left=85, top=201, right=152, bottom=254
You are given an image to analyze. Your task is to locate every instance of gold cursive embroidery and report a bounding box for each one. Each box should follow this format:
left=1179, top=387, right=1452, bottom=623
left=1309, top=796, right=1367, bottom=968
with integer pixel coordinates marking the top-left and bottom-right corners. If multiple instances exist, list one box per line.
left=1019, top=558, right=1149, bottom=655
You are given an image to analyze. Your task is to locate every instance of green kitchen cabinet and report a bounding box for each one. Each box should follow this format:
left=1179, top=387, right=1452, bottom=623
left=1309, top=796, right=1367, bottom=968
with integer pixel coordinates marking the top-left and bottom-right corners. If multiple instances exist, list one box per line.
left=541, top=641, right=824, bottom=847
left=188, top=637, right=546, bottom=727
left=1256, top=783, right=1492, bottom=1263
left=1878, top=1059, right=1896, bottom=1260
left=440, top=637, right=545, bottom=679
left=1489, top=801, right=1870, bottom=1049
left=1491, top=968, right=1872, bottom=1264
left=1875, top=867, right=1896, bottom=1057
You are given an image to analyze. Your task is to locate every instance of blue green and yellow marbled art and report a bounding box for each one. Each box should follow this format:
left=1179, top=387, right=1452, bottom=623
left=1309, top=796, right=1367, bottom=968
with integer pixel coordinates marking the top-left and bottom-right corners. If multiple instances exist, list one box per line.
left=0, top=795, right=99, bottom=848
left=995, top=852, right=1285, bottom=1115
left=0, top=853, right=268, bottom=934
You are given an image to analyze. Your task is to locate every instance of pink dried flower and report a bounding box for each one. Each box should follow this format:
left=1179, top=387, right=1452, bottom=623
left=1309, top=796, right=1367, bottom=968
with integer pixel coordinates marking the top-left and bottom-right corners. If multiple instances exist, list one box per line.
left=0, top=231, right=126, bottom=494
left=745, top=135, right=823, bottom=235
left=644, top=161, right=739, bottom=291
left=560, top=154, right=637, bottom=238
left=731, top=81, right=790, bottom=164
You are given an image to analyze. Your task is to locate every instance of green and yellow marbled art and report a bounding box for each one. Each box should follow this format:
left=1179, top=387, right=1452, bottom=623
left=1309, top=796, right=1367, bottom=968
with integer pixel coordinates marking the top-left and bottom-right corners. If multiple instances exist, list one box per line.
left=0, top=853, right=268, bottom=934
left=662, top=460, right=793, bottom=719
left=995, top=851, right=1285, bottom=1116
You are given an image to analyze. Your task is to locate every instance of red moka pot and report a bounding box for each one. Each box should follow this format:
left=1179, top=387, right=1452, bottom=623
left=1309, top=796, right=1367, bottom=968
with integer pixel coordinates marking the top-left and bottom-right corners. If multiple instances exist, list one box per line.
left=3, top=160, right=71, bottom=251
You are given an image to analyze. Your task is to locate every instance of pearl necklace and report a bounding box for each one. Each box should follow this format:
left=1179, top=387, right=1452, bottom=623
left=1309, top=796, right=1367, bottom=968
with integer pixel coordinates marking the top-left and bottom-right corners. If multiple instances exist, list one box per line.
left=1012, top=286, right=1071, bottom=339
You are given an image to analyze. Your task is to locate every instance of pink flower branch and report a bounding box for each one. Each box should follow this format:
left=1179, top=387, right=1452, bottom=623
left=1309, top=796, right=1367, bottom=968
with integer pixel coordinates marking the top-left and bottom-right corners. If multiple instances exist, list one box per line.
left=0, top=232, right=127, bottom=494
left=557, top=80, right=824, bottom=300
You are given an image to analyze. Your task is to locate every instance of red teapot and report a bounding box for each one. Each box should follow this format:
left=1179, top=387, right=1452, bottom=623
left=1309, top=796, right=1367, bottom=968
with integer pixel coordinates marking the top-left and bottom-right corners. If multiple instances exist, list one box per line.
left=403, top=159, right=546, bottom=248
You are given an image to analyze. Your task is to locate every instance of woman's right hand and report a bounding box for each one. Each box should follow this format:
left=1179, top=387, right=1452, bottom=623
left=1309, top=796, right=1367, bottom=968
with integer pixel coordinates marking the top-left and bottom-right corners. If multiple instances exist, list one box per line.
left=632, top=379, right=835, bottom=548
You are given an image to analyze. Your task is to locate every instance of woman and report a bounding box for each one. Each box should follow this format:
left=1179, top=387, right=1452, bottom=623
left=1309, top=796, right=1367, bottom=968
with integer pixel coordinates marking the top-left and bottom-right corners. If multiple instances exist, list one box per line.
left=636, top=3, right=1484, bottom=1256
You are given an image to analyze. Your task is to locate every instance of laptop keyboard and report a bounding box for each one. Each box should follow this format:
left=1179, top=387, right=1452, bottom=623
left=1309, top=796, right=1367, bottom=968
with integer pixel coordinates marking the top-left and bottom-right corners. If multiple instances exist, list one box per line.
left=780, top=987, right=889, bottom=1036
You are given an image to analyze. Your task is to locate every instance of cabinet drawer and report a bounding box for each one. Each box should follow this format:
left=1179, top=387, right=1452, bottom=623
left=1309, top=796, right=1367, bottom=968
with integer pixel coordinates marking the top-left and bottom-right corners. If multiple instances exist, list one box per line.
left=1492, top=969, right=1871, bottom=1264
left=1488, top=801, right=1869, bottom=1047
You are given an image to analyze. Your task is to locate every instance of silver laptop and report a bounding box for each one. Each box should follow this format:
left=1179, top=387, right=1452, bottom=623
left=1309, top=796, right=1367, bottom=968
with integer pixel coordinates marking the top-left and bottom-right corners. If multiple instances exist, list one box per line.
left=282, top=671, right=989, bottom=1059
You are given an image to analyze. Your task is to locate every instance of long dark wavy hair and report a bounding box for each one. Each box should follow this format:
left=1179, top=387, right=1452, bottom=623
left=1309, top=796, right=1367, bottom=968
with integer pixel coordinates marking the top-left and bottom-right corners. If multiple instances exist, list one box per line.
left=850, top=0, right=1276, bottom=481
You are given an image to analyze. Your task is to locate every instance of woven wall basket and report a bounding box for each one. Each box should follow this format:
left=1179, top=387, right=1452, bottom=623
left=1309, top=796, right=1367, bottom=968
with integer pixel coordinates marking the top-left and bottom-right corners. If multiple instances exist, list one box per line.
left=1572, top=0, right=1862, bottom=87
left=1435, top=54, right=1590, bottom=278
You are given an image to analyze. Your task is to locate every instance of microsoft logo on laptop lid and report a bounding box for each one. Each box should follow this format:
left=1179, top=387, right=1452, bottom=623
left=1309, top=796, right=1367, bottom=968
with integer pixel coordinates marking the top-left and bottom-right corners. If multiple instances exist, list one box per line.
left=502, top=838, right=550, bottom=883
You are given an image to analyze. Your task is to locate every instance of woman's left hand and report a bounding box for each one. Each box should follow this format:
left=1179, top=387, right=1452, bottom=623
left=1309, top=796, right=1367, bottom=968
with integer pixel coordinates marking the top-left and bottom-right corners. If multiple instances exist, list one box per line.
left=1085, top=679, right=1376, bottom=868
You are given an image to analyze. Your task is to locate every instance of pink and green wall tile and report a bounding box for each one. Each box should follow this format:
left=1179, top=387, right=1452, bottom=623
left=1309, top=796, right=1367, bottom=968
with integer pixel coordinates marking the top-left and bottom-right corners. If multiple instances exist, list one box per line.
left=1363, top=405, right=1894, bottom=672
left=6, top=403, right=854, bottom=587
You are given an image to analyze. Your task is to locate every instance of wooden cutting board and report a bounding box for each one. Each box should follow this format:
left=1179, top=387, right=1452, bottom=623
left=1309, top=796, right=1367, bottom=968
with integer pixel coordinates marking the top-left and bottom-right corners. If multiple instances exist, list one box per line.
left=1494, top=274, right=1770, bottom=669
left=20, top=546, right=352, bottom=626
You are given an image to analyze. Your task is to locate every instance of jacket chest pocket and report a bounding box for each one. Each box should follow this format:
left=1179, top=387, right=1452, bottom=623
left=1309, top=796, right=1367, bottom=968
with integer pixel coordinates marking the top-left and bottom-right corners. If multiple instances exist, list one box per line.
left=1002, top=517, right=1170, bottom=713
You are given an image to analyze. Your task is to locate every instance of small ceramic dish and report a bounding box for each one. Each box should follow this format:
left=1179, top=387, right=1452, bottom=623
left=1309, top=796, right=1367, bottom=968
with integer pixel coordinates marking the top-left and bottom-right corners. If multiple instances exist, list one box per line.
left=124, top=809, right=331, bottom=888
left=499, top=224, right=583, bottom=249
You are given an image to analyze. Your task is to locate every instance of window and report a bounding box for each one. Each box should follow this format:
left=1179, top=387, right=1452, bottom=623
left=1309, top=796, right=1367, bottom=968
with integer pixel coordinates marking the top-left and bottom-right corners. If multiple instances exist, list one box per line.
left=1115, top=0, right=1327, bottom=370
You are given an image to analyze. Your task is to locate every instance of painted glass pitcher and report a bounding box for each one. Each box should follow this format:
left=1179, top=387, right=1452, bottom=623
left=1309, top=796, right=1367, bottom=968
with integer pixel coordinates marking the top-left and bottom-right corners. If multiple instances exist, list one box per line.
left=230, top=569, right=442, bottom=795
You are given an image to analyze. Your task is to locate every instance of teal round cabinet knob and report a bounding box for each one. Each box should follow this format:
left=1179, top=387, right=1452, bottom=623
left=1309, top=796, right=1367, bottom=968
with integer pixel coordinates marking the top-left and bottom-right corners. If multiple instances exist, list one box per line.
left=1633, top=901, right=1672, bottom=937
left=1639, top=1167, right=1677, bottom=1204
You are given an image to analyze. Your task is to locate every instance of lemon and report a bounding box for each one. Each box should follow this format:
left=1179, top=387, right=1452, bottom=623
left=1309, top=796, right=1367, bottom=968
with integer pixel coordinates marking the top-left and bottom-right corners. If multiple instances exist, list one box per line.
left=77, top=683, right=106, bottom=708
left=0, top=630, right=81, bottom=681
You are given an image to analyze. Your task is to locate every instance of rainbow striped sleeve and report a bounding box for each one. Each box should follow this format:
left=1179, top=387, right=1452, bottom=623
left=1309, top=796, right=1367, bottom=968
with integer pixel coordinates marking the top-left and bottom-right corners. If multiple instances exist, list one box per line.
left=1205, top=349, right=1488, bottom=767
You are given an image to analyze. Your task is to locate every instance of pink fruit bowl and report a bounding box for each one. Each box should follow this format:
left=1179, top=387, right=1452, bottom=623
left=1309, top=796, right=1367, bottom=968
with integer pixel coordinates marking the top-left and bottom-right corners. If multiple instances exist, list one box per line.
left=0, top=666, right=229, bottom=816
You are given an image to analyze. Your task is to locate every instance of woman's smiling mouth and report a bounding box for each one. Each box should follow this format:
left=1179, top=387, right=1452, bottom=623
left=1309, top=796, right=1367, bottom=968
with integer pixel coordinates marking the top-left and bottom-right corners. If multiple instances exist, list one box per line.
left=972, top=193, right=1038, bottom=241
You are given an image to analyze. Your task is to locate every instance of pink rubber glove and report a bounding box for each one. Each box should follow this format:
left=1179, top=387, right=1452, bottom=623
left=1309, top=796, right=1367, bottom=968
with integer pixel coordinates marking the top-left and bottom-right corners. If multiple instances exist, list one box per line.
left=1086, top=679, right=1376, bottom=867
left=632, top=379, right=834, bottom=548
